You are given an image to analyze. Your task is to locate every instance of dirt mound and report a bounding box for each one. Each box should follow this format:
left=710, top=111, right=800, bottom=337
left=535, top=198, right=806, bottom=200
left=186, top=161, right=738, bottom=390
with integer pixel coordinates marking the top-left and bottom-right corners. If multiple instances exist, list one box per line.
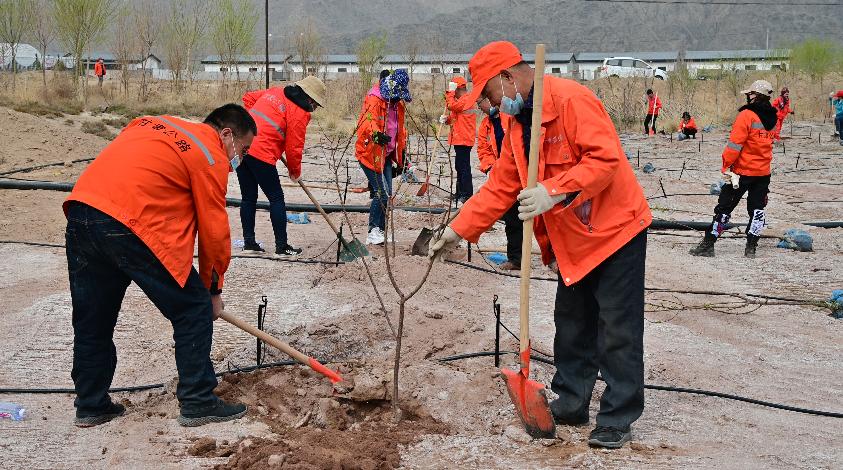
left=212, top=366, right=448, bottom=470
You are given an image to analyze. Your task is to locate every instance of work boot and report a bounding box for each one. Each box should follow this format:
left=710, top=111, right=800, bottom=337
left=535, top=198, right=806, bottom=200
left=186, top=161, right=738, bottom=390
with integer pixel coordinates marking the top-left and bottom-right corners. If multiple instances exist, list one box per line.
left=689, top=234, right=716, bottom=257
left=74, top=402, right=125, bottom=428
left=275, top=244, right=302, bottom=257
left=178, top=400, right=247, bottom=427
left=242, top=240, right=265, bottom=253
left=588, top=425, right=632, bottom=449
left=498, top=261, right=520, bottom=271
left=744, top=235, right=759, bottom=259
left=549, top=399, right=589, bottom=426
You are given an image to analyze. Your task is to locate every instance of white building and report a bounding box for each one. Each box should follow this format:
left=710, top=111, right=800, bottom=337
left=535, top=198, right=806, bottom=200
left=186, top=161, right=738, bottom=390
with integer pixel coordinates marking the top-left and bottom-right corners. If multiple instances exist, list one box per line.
left=0, top=43, right=42, bottom=69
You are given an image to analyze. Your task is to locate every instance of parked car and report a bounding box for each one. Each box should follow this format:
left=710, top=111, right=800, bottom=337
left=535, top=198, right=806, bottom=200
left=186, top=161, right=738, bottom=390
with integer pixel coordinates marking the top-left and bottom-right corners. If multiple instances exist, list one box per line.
left=599, top=57, right=667, bottom=80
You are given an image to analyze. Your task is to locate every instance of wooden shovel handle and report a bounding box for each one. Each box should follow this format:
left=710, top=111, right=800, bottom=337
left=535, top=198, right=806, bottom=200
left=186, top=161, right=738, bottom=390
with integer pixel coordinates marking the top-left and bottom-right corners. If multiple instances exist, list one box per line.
left=219, top=311, right=310, bottom=365
left=280, top=156, right=341, bottom=236
left=519, top=44, right=546, bottom=372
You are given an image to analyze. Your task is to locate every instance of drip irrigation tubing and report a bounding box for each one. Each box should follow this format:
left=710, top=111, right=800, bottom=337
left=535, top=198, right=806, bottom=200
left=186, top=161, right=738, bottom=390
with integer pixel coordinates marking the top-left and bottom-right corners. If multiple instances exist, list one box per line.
left=436, top=351, right=842, bottom=418
left=0, top=179, right=447, bottom=215
left=0, top=157, right=94, bottom=177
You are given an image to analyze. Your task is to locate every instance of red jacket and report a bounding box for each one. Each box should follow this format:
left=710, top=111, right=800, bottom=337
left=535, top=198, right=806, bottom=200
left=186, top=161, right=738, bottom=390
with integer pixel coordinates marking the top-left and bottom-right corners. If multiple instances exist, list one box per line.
left=722, top=109, right=774, bottom=176
left=94, top=60, right=105, bottom=77
left=451, top=76, right=652, bottom=286
left=647, top=94, right=662, bottom=116
left=444, top=91, right=477, bottom=147
left=680, top=117, right=697, bottom=132
left=476, top=116, right=497, bottom=173
left=355, top=90, right=407, bottom=173
left=65, top=116, right=231, bottom=289
left=771, top=96, right=792, bottom=120
left=242, top=88, right=311, bottom=180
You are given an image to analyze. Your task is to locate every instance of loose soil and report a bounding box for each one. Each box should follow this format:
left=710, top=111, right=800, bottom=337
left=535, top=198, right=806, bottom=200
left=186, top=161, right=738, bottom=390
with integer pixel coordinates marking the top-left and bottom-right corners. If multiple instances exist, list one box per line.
left=0, top=106, right=840, bottom=469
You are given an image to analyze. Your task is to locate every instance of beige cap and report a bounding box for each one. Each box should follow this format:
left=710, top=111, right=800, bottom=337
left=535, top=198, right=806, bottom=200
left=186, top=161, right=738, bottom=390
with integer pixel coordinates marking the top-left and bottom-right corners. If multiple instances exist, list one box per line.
left=740, top=80, right=774, bottom=97
left=295, top=76, right=327, bottom=108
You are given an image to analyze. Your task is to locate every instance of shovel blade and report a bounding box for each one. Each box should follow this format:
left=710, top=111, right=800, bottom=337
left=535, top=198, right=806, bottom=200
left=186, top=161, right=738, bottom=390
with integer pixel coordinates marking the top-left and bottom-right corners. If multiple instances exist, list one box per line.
left=339, top=237, right=369, bottom=262
left=411, top=227, right=436, bottom=256
left=416, top=181, right=429, bottom=196
left=501, top=367, right=556, bottom=439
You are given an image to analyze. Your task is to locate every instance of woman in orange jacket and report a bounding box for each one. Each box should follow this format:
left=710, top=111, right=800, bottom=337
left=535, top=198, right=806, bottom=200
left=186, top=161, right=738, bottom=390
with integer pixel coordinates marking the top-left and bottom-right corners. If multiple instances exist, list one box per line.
left=354, top=69, right=410, bottom=245
left=690, top=80, right=777, bottom=259
left=677, top=111, right=697, bottom=140
left=64, top=104, right=256, bottom=427
left=440, top=76, right=478, bottom=202
left=429, top=42, right=651, bottom=449
left=770, top=87, right=793, bottom=141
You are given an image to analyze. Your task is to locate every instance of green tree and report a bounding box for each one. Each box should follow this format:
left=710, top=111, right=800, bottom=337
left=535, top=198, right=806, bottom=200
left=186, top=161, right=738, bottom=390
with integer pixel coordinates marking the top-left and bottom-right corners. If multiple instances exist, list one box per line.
left=210, top=0, right=257, bottom=84
left=0, top=0, right=36, bottom=91
left=789, top=39, right=841, bottom=89
left=54, top=0, right=115, bottom=101
left=30, top=0, right=56, bottom=94
left=356, top=33, right=387, bottom=93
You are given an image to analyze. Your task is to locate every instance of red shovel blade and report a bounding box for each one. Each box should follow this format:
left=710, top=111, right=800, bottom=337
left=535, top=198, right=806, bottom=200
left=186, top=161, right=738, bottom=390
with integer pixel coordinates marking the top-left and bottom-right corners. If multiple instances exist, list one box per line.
left=501, top=367, right=555, bottom=439
left=308, top=357, right=344, bottom=384
left=416, top=181, right=429, bottom=196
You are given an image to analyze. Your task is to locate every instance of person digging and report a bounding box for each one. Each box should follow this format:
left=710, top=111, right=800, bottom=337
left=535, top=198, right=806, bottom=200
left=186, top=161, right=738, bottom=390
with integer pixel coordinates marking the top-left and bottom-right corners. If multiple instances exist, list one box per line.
left=64, top=104, right=255, bottom=427
left=690, top=80, right=777, bottom=259
left=429, top=41, right=652, bottom=449
left=476, top=97, right=521, bottom=270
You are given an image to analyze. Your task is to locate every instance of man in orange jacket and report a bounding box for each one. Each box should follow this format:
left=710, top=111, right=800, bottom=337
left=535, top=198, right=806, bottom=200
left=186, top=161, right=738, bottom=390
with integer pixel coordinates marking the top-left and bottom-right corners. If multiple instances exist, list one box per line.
left=690, top=80, right=777, bottom=259
left=94, top=58, right=105, bottom=87
left=429, top=41, right=652, bottom=449
left=238, top=76, right=326, bottom=256
left=440, top=76, right=478, bottom=203
left=64, top=104, right=256, bottom=427
left=644, top=89, right=662, bottom=135
left=477, top=98, right=521, bottom=270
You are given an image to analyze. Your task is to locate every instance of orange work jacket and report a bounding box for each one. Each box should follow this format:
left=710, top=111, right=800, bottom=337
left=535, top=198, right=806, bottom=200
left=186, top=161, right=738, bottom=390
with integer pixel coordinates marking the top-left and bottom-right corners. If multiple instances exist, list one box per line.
left=64, top=116, right=232, bottom=289
left=242, top=88, right=311, bottom=180
left=680, top=117, right=697, bottom=132
left=355, top=92, right=407, bottom=173
left=721, top=109, right=774, bottom=176
left=444, top=91, right=477, bottom=147
left=451, top=76, right=652, bottom=286
left=476, top=113, right=511, bottom=173
left=94, top=60, right=105, bottom=77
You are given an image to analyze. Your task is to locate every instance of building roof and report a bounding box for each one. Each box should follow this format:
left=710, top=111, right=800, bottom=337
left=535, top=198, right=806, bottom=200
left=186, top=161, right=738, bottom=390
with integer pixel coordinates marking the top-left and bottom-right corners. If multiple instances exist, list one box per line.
left=684, top=49, right=790, bottom=61
left=576, top=51, right=678, bottom=62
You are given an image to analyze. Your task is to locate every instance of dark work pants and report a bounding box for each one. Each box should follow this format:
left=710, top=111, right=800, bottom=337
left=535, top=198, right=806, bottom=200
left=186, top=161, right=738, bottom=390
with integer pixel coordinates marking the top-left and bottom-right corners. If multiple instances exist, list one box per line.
left=454, top=145, right=474, bottom=199
left=66, top=202, right=218, bottom=415
left=681, top=129, right=697, bottom=138
left=644, top=114, right=657, bottom=134
left=710, top=174, right=770, bottom=238
left=236, top=154, right=288, bottom=249
left=835, top=114, right=843, bottom=138
left=551, top=229, right=647, bottom=428
left=501, top=202, right=522, bottom=264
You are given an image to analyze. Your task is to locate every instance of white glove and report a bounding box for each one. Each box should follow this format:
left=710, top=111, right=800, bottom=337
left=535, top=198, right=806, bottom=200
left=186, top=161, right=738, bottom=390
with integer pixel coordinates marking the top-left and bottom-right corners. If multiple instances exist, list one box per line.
left=517, top=184, right=566, bottom=220
left=438, top=114, right=448, bottom=125
left=722, top=170, right=739, bottom=189
left=428, top=226, right=462, bottom=261
left=448, top=81, right=458, bottom=92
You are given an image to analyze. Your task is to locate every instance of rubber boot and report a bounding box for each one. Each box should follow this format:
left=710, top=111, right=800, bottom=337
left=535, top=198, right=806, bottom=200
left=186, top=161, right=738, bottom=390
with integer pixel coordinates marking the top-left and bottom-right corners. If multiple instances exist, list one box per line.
left=689, top=233, right=716, bottom=257
left=744, top=235, right=759, bottom=259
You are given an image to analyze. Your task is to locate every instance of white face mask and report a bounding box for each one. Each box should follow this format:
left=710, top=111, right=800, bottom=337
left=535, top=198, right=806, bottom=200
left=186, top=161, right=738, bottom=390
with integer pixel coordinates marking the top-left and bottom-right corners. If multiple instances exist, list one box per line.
left=227, top=134, right=241, bottom=171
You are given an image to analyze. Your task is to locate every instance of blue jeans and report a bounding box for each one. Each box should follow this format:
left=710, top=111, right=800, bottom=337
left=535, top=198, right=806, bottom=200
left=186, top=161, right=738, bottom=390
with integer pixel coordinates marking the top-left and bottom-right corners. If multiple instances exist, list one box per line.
left=65, top=202, right=218, bottom=414
left=454, top=145, right=474, bottom=199
left=835, top=114, right=843, bottom=139
left=360, top=162, right=393, bottom=230
left=237, top=155, right=288, bottom=248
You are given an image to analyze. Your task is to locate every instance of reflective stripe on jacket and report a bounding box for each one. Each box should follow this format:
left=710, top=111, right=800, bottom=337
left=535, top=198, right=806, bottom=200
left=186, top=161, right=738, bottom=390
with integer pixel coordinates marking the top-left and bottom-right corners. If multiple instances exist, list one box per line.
left=445, top=91, right=477, bottom=147
left=242, top=88, right=311, bottom=180
left=721, top=109, right=774, bottom=176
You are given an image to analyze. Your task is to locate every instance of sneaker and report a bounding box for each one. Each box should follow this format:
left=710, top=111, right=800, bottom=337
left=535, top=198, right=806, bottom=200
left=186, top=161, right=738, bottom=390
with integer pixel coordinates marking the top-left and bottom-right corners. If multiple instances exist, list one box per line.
left=549, top=400, right=589, bottom=426
left=242, top=241, right=265, bottom=253
left=367, top=227, right=385, bottom=245
left=498, top=261, right=520, bottom=271
left=178, top=400, right=247, bottom=427
left=74, top=402, right=125, bottom=428
left=588, top=425, right=632, bottom=449
left=275, top=244, right=302, bottom=257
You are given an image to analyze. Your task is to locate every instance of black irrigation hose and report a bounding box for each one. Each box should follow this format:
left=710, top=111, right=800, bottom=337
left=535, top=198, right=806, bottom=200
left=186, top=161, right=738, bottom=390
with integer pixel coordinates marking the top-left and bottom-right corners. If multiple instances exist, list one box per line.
left=0, top=157, right=95, bottom=177
left=436, top=351, right=843, bottom=419
left=0, top=359, right=301, bottom=395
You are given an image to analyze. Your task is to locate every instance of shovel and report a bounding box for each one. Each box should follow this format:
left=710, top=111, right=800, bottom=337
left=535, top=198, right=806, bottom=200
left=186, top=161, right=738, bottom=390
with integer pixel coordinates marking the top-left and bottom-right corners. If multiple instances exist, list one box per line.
left=281, top=157, right=368, bottom=262
left=219, top=311, right=344, bottom=385
left=411, top=208, right=460, bottom=256
left=417, top=106, right=449, bottom=197
left=500, top=44, right=555, bottom=439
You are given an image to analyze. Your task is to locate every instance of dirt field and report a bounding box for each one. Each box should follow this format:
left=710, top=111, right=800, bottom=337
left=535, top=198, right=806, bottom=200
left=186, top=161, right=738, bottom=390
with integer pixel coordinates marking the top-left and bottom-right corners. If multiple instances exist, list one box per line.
left=0, top=105, right=841, bottom=469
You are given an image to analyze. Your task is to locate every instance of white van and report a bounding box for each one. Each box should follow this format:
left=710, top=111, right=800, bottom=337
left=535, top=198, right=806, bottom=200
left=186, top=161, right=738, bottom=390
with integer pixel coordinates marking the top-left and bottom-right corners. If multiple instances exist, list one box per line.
left=599, top=57, right=667, bottom=80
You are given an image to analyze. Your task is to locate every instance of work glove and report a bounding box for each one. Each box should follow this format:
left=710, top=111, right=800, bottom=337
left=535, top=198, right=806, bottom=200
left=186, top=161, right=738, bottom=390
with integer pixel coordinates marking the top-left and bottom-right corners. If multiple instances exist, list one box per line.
left=428, top=226, right=462, bottom=261
left=438, top=114, right=448, bottom=125
left=517, top=183, right=566, bottom=220
left=448, top=81, right=459, bottom=92
left=722, top=170, right=740, bottom=189
left=372, top=131, right=391, bottom=146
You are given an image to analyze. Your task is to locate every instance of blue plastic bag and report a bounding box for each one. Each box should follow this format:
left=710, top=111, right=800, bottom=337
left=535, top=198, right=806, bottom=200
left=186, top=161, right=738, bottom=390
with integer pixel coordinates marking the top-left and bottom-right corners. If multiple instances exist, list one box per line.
left=710, top=180, right=725, bottom=195
left=486, top=252, right=507, bottom=265
left=776, top=229, right=813, bottom=252
left=642, top=162, right=655, bottom=174
left=830, top=290, right=843, bottom=319
left=287, top=212, right=310, bottom=224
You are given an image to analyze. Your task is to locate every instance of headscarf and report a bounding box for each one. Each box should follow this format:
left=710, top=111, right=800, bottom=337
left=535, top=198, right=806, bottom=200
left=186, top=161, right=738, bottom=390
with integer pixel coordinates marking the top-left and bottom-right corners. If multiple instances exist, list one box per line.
left=379, top=69, right=412, bottom=102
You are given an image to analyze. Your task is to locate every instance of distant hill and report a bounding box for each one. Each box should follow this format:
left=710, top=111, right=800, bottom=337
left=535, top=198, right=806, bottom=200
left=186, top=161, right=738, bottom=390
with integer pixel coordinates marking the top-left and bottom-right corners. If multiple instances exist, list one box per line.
left=263, top=0, right=843, bottom=54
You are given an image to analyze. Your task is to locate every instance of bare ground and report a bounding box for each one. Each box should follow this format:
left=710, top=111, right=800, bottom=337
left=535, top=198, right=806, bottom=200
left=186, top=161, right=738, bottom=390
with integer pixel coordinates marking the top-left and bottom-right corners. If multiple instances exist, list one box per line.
left=0, top=107, right=841, bottom=469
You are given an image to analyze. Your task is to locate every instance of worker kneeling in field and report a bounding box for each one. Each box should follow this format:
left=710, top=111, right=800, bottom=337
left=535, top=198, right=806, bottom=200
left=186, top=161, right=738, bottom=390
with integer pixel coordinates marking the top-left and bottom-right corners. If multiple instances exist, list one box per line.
left=429, top=41, right=652, bottom=449
left=238, top=76, right=326, bottom=257
left=677, top=111, right=697, bottom=140
left=689, top=80, right=777, bottom=259
left=64, top=104, right=256, bottom=427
